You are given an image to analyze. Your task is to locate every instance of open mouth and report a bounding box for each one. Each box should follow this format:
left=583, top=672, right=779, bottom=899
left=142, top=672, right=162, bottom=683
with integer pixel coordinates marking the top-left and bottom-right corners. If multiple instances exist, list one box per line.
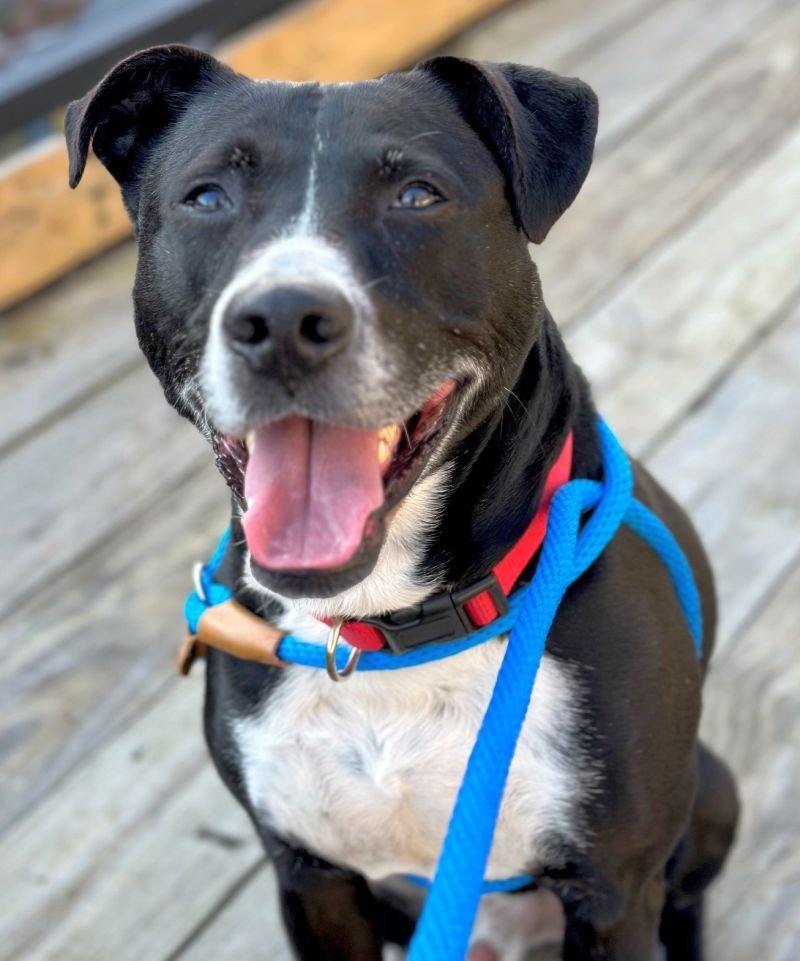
left=211, top=380, right=457, bottom=574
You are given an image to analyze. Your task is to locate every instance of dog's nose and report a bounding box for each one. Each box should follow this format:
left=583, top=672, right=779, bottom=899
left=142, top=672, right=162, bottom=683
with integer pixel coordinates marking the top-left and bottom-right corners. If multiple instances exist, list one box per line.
left=223, top=285, right=354, bottom=368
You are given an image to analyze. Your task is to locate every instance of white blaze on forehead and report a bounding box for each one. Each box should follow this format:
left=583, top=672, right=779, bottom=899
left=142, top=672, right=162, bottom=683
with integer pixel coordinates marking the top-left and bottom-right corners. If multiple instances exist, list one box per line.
left=198, top=88, right=395, bottom=431
left=206, top=104, right=365, bottom=351
left=295, top=129, right=323, bottom=234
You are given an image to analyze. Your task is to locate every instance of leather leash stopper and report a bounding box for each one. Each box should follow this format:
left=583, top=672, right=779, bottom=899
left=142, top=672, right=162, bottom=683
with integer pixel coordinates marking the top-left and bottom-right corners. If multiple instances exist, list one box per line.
left=177, top=632, right=208, bottom=676
left=178, top=599, right=288, bottom=675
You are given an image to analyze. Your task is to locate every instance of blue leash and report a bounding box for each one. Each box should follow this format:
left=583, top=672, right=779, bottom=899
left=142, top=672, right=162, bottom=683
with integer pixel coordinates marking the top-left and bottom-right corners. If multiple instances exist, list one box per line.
left=185, top=419, right=703, bottom=959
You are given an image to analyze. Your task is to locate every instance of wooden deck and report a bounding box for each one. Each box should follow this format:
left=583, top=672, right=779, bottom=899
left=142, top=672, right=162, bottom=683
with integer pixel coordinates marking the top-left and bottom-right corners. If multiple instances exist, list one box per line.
left=1, top=0, right=799, bottom=957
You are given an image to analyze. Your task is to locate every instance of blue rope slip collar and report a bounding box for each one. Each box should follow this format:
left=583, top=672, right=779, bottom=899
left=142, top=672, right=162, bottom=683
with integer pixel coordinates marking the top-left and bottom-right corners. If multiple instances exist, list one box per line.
left=184, top=419, right=703, bottom=961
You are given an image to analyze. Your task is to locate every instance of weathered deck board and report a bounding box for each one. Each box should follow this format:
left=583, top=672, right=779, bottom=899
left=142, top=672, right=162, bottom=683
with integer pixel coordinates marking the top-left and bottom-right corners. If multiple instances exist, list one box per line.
left=0, top=246, right=136, bottom=455
left=646, top=301, right=800, bottom=644
left=702, top=562, right=800, bottom=961
left=0, top=467, right=225, bottom=835
left=446, top=0, right=663, bottom=69
left=536, top=0, right=800, bottom=325
left=567, top=120, right=800, bottom=456
left=450, top=0, right=783, bottom=151
left=0, top=677, right=262, bottom=961
left=177, top=865, right=293, bottom=961
left=0, top=366, right=209, bottom=620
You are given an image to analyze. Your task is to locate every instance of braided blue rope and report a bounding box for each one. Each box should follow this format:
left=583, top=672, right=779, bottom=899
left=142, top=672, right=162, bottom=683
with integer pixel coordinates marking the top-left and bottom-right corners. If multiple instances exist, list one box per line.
left=184, top=419, right=703, bottom=958
left=407, top=423, right=631, bottom=960
left=624, top=498, right=703, bottom=646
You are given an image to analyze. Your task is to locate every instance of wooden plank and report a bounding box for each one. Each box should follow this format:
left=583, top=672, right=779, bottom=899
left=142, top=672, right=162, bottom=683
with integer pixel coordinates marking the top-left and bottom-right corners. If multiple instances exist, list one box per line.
left=0, top=469, right=226, bottom=835
left=566, top=121, right=800, bottom=458
left=0, top=0, right=513, bottom=313
left=0, top=245, right=136, bottom=455
left=219, top=0, right=511, bottom=83
left=0, top=139, right=133, bottom=313
left=701, top=561, right=800, bottom=961
left=536, top=0, right=800, bottom=324
left=0, top=365, right=211, bottom=621
left=446, top=0, right=663, bottom=71
left=176, top=865, right=292, bottom=961
left=0, top=678, right=264, bottom=961
left=449, top=0, right=783, bottom=151
left=645, top=301, right=800, bottom=643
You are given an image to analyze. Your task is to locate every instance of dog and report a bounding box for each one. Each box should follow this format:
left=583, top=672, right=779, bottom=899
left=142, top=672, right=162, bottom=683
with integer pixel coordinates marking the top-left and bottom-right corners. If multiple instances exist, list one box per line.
left=65, top=45, right=739, bottom=960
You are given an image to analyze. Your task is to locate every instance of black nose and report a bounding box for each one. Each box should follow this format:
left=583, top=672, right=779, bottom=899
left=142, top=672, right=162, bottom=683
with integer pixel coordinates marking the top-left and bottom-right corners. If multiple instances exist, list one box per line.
left=223, top=285, right=354, bottom=369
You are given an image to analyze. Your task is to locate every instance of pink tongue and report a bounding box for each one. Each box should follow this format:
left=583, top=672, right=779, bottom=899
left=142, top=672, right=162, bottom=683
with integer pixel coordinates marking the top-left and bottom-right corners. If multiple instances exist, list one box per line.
left=242, top=417, right=384, bottom=571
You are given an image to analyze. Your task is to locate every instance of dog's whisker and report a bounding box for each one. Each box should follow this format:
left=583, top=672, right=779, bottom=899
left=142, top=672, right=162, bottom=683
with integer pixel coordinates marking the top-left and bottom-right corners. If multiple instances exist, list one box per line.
left=499, top=386, right=534, bottom=428
left=403, top=129, right=442, bottom=145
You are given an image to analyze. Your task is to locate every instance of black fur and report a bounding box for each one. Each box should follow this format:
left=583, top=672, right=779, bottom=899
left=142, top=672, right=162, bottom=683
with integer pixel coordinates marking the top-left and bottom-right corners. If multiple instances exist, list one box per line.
left=66, top=46, right=738, bottom=960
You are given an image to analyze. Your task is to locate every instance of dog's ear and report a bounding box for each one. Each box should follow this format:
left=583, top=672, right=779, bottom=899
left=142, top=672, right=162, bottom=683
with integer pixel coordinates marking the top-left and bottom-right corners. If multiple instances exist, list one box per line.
left=417, top=57, right=598, bottom=243
left=65, top=44, right=234, bottom=211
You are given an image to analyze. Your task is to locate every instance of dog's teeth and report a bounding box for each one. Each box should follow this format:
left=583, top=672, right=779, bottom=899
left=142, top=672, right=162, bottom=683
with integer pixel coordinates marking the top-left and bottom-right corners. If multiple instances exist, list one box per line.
left=377, top=424, right=402, bottom=446
left=245, top=431, right=256, bottom=453
left=377, top=424, right=402, bottom=469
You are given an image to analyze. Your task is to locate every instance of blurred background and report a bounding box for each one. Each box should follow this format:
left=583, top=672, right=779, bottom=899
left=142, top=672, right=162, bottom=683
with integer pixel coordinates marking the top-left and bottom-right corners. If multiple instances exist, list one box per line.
left=1, top=0, right=798, bottom=959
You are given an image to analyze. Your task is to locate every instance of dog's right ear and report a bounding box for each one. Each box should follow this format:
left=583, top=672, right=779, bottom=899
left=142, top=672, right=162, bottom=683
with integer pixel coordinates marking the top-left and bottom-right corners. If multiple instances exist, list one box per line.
left=65, top=44, right=234, bottom=211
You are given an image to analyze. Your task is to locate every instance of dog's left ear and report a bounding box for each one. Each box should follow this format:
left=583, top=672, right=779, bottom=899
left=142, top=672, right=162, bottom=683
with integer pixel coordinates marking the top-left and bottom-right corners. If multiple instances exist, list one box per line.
left=417, top=57, right=598, bottom=243
left=65, top=44, right=235, bottom=215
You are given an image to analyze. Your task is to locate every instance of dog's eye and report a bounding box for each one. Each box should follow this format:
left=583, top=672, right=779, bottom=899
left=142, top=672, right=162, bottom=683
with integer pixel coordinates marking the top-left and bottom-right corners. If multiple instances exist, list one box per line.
left=182, top=184, right=232, bottom=211
left=392, top=182, right=444, bottom=209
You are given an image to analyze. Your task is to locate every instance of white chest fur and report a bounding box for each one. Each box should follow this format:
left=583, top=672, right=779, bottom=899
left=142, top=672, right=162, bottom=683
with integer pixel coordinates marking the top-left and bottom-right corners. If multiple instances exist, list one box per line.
left=234, top=638, right=596, bottom=882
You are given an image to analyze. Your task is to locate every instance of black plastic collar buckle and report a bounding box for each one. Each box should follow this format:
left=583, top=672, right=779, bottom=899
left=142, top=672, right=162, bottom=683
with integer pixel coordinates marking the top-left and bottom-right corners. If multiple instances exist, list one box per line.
left=360, top=573, right=509, bottom=655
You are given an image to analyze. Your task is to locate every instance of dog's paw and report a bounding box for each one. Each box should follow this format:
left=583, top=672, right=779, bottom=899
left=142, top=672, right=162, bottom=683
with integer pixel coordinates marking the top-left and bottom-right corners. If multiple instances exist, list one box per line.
left=383, top=888, right=564, bottom=961
left=468, top=889, right=564, bottom=961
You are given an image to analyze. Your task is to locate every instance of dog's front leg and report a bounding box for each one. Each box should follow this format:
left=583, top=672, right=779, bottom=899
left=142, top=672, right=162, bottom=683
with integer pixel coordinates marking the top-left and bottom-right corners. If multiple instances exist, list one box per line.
left=562, top=874, right=665, bottom=961
left=278, top=870, right=384, bottom=961
left=265, top=831, right=384, bottom=961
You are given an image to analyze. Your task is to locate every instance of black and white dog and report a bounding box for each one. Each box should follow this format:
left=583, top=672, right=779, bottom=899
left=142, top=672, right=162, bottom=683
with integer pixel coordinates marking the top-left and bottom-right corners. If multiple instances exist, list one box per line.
left=66, top=45, right=739, bottom=960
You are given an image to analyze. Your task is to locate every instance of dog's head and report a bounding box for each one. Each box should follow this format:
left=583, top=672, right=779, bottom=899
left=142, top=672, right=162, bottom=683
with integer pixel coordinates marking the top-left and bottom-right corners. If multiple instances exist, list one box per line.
left=66, top=45, right=597, bottom=602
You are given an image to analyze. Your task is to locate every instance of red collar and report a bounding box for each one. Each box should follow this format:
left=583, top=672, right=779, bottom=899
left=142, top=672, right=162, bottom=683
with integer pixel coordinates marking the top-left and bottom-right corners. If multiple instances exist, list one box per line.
left=326, top=432, right=573, bottom=652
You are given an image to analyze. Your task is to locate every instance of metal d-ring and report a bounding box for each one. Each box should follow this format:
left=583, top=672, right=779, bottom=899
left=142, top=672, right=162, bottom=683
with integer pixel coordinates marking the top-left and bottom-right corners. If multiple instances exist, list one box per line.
left=325, top=617, right=361, bottom=682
